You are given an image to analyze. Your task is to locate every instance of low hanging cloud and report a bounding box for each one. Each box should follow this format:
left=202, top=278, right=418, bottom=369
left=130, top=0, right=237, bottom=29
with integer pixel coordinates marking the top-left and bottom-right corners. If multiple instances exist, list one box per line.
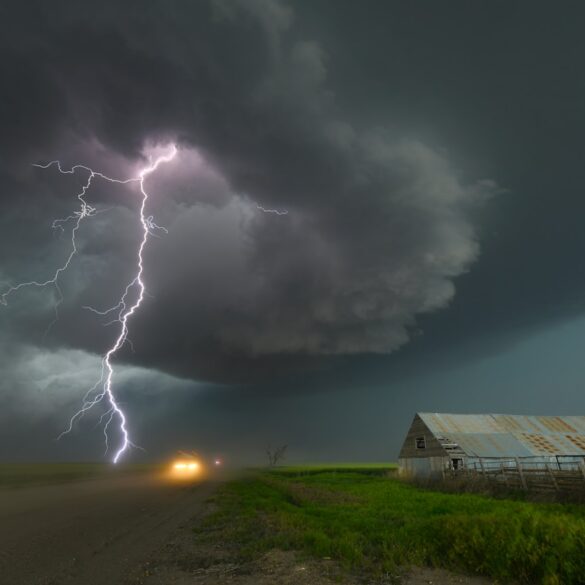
left=0, top=341, right=195, bottom=423
left=0, top=0, right=496, bottom=383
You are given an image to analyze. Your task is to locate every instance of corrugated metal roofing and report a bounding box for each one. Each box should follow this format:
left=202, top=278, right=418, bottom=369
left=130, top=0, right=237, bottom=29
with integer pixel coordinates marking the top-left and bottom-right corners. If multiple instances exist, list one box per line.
left=444, top=432, right=533, bottom=458
left=418, top=413, right=585, bottom=457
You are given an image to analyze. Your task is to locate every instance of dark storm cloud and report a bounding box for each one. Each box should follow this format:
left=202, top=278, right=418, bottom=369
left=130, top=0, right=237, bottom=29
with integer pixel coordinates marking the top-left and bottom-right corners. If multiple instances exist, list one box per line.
left=0, top=0, right=495, bottom=384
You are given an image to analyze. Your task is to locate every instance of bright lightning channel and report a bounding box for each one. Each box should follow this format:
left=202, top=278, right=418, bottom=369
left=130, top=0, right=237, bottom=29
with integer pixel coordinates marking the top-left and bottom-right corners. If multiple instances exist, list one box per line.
left=1, top=145, right=177, bottom=463
left=256, top=204, right=288, bottom=216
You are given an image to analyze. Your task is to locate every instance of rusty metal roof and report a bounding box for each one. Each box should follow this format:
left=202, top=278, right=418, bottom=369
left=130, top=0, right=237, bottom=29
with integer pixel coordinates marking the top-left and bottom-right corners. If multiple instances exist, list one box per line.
left=418, top=413, right=585, bottom=457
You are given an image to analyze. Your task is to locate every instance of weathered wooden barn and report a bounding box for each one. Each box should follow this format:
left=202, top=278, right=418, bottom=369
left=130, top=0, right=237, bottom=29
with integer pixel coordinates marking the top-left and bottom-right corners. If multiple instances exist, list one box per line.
left=399, top=413, right=585, bottom=479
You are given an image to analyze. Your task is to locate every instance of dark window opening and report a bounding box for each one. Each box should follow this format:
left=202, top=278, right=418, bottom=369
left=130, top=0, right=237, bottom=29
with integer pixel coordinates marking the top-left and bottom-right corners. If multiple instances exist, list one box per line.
left=451, top=458, right=463, bottom=470
left=415, top=436, right=426, bottom=449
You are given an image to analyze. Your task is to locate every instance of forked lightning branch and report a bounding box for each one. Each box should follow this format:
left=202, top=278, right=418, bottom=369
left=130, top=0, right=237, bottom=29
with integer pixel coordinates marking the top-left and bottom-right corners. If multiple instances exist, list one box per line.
left=1, top=145, right=178, bottom=462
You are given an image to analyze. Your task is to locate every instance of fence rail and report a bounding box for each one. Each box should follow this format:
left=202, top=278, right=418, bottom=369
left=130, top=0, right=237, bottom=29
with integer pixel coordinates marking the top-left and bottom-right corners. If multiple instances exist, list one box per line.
left=449, top=456, right=585, bottom=493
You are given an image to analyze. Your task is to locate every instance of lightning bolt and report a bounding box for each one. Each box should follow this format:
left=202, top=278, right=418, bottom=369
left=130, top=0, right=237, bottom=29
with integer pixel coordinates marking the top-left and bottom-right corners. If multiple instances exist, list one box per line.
left=0, top=162, right=133, bottom=335
left=1, top=145, right=177, bottom=462
left=256, top=203, right=289, bottom=216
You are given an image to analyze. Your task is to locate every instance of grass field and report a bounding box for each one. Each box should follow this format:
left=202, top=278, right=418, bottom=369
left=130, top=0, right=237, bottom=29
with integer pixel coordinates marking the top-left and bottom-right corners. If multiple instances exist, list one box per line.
left=198, top=464, right=585, bottom=585
left=0, top=463, right=155, bottom=488
left=278, top=463, right=397, bottom=475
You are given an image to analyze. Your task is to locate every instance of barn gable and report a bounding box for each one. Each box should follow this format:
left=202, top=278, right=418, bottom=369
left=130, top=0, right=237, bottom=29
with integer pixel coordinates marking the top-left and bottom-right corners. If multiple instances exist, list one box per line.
left=398, top=413, right=448, bottom=459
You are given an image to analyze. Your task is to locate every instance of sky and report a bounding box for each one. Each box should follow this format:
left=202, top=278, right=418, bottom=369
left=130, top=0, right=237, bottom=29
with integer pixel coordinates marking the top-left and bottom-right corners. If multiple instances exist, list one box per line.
left=1, top=0, right=585, bottom=464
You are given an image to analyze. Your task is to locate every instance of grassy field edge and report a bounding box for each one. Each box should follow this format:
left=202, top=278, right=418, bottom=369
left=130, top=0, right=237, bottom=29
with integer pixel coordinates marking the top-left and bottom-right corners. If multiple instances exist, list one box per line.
left=196, top=464, right=585, bottom=585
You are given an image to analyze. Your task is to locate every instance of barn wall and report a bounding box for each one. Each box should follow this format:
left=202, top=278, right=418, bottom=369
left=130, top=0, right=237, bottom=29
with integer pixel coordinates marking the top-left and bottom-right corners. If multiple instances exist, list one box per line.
left=399, top=414, right=447, bottom=459
left=398, top=456, right=448, bottom=478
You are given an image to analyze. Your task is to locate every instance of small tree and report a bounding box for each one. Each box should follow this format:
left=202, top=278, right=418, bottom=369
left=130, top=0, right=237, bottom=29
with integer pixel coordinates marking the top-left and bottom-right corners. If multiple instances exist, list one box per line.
left=266, top=444, right=288, bottom=467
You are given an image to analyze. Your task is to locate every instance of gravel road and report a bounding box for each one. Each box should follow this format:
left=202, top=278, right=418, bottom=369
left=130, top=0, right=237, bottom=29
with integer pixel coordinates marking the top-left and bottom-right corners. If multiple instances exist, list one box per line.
left=0, top=471, right=217, bottom=585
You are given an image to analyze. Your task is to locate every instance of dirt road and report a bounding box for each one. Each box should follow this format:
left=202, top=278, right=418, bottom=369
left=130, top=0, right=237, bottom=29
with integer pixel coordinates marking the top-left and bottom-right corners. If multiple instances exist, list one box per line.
left=0, top=471, right=217, bottom=585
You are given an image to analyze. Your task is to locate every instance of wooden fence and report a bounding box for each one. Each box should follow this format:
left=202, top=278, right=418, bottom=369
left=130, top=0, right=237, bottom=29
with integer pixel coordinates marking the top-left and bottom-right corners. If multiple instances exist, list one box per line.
left=449, top=456, right=585, bottom=493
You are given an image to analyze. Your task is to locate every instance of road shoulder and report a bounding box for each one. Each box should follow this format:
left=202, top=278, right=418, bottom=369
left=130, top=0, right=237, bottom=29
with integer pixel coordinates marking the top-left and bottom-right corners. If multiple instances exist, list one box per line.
left=126, top=495, right=497, bottom=585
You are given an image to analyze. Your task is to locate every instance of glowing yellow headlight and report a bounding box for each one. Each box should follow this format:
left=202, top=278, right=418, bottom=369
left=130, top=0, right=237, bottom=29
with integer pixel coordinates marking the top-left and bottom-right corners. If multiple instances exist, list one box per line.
left=173, top=460, right=200, bottom=472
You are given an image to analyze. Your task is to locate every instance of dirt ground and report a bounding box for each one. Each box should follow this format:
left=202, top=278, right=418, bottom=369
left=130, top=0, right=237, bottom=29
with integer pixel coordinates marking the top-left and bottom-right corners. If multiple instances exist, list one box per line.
left=1, top=472, right=498, bottom=585
left=0, top=471, right=217, bottom=585
left=129, top=548, right=498, bottom=585
left=127, top=507, right=499, bottom=585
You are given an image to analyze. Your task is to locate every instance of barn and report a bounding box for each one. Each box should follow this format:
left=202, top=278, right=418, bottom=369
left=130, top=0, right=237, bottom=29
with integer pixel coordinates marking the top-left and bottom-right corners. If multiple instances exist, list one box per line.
left=398, top=412, right=585, bottom=478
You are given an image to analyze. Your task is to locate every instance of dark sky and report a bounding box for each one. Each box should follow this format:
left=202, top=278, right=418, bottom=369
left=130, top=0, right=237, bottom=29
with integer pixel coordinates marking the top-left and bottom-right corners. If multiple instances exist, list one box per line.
left=1, top=0, right=585, bottom=464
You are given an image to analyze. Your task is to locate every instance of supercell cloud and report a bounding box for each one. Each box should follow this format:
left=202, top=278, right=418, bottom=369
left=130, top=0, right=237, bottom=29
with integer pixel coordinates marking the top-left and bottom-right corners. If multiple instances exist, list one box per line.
left=0, top=0, right=495, bottom=386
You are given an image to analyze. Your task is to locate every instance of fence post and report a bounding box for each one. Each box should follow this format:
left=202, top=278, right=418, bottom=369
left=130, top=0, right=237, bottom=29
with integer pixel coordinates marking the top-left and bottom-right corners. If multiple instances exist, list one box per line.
left=500, top=462, right=508, bottom=487
left=479, top=458, right=486, bottom=477
left=545, top=463, right=558, bottom=491
left=515, top=458, right=527, bottom=489
left=579, top=459, right=585, bottom=481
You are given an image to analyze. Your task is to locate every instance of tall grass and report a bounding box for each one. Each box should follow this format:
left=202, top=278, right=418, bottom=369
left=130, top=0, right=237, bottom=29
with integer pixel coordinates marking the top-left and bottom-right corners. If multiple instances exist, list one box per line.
left=199, top=467, right=585, bottom=584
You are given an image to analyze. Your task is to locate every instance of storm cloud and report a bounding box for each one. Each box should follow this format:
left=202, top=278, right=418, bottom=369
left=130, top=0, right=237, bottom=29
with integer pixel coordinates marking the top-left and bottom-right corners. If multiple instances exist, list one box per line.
left=0, top=0, right=494, bottom=385
left=5, top=0, right=585, bottom=464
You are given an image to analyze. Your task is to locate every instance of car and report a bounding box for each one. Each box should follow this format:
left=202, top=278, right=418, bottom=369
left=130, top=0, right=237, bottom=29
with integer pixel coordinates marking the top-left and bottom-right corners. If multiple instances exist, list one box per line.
left=170, top=450, right=203, bottom=478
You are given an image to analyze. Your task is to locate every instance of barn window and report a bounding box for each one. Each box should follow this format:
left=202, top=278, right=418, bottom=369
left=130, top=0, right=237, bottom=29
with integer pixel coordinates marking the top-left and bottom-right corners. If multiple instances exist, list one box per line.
left=415, top=436, right=426, bottom=449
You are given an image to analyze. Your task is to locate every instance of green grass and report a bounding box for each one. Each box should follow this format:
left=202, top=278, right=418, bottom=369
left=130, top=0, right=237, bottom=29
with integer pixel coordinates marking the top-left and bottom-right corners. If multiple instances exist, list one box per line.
left=198, top=465, right=585, bottom=584
left=0, top=463, right=155, bottom=488
left=275, top=463, right=397, bottom=477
